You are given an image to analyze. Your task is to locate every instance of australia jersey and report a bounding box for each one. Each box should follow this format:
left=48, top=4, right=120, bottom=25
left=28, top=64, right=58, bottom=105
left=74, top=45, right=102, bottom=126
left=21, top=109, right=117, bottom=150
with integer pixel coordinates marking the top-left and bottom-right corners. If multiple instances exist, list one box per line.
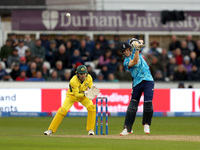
left=123, top=50, right=154, bottom=87
left=66, top=74, right=93, bottom=99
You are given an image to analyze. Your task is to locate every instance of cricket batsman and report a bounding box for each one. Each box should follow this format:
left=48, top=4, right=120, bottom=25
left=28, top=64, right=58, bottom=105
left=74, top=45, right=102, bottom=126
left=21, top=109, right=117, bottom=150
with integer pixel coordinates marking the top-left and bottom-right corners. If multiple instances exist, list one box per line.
left=44, top=65, right=100, bottom=135
left=119, top=39, right=154, bottom=135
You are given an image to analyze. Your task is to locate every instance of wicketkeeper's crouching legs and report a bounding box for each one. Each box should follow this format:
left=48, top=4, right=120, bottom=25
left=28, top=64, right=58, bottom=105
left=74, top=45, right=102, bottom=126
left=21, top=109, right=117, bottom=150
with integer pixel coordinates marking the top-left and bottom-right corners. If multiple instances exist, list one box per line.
left=86, top=105, right=96, bottom=131
left=48, top=107, right=67, bottom=133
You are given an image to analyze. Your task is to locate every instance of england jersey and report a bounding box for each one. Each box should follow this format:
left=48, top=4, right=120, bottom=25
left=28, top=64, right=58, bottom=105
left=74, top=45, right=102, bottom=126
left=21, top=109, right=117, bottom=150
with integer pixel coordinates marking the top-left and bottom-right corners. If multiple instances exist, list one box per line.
left=123, top=49, right=154, bottom=87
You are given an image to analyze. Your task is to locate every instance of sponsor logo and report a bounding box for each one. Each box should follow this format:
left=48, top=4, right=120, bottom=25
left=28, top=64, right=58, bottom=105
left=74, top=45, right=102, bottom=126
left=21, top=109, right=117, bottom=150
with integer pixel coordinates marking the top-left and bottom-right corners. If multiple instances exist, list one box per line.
left=42, top=10, right=59, bottom=30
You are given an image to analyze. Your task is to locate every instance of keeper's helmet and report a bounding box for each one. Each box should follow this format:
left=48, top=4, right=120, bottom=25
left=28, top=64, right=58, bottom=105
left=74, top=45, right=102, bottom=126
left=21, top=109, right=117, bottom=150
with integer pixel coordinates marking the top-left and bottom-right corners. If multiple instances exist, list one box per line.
left=120, top=42, right=132, bottom=53
left=76, top=65, right=88, bottom=74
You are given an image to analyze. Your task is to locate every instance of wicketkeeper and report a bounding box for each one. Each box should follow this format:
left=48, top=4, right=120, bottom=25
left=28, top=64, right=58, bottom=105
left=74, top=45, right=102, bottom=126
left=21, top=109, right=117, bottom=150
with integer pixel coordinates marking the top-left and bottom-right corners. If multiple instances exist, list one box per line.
left=44, top=65, right=100, bottom=135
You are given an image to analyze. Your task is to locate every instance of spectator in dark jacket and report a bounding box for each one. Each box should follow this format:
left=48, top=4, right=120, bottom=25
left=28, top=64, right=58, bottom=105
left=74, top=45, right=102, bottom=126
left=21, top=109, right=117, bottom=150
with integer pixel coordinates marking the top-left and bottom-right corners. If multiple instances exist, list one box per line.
left=10, top=62, right=20, bottom=80
left=173, top=65, right=188, bottom=81
left=0, top=39, right=13, bottom=66
left=188, top=65, right=200, bottom=81
left=51, top=44, right=71, bottom=69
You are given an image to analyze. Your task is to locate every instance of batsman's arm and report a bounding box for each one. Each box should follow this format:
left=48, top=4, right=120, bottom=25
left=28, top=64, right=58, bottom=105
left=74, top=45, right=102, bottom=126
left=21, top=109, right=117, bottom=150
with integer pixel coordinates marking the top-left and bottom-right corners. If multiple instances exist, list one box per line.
left=128, top=50, right=139, bottom=67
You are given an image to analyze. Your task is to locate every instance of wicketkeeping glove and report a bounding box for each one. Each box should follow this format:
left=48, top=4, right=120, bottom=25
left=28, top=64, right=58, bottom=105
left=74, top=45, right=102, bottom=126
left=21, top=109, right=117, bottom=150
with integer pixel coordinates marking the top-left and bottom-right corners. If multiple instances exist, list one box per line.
left=84, top=86, right=100, bottom=100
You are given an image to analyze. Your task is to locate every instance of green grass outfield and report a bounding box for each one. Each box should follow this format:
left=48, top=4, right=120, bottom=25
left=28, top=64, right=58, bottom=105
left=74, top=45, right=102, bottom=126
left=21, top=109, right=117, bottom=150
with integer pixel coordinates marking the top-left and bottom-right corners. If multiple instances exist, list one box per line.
left=0, top=117, right=200, bottom=150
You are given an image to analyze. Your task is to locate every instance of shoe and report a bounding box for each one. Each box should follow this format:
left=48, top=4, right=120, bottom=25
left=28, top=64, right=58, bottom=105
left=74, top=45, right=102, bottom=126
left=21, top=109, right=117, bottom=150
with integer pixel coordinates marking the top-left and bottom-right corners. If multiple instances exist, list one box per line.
left=88, top=129, right=94, bottom=135
left=144, top=124, right=150, bottom=134
left=44, top=130, right=53, bottom=136
left=130, top=129, right=133, bottom=134
left=120, top=128, right=130, bottom=136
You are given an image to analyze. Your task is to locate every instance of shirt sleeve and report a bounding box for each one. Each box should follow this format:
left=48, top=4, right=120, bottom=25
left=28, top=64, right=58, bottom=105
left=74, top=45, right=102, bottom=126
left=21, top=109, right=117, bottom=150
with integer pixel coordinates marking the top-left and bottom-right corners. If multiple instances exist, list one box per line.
left=69, top=80, right=85, bottom=99
left=88, top=75, right=93, bottom=88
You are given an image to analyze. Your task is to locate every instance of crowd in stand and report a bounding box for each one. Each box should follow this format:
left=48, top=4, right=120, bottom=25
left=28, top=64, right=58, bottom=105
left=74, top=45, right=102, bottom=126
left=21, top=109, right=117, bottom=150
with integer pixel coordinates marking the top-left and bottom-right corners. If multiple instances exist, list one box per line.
left=0, top=33, right=200, bottom=82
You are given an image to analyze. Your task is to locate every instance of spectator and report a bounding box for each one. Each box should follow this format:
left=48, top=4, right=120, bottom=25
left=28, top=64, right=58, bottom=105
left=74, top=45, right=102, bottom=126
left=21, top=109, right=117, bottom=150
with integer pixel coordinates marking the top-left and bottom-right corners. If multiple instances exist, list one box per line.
left=188, top=65, right=200, bottom=81
left=24, top=34, right=35, bottom=51
left=186, top=35, right=197, bottom=52
left=31, top=39, right=46, bottom=62
left=113, top=35, right=121, bottom=50
left=107, top=56, right=118, bottom=73
left=183, top=56, right=192, bottom=73
left=108, top=40, right=117, bottom=56
left=180, top=40, right=190, bottom=57
left=16, top=70, right=28, bottom=81
left=154, top=70, right=165, bottom=81
left=85, top=34, right=95, bottom=53
left=46, top=40, right=57, bottom=62
left=10, top=62, right=20, bottom=80
left=19, top=57, right=29, bottom=72
left=188, top=85, right=193, bottom=88
left=178, top=82, right=185, bottom=88
left=70, top=49, right=84, bottom=68
left=79, top=39, right=91, bottom=61
left=94, top=72, right=105, bottom=82
left=25, top=71, right=45, bottom=81
left=26, top=62, right=37, bottom=78
left=190, top=51, right=198, bottom=66
left=2, top=72, right=13, bottom=81
left=166, top=57, right=177, bottom=80
left=69, top=34, right=80, bottom=49
left=40, top=33, right=50, bottom=51
left=173, top=65, right=188, bottom=81
left=96, top=34, right=109, bottom=51
left=158, top=48, right=169, bottom=77
left=194, top=40, right=200, bottom=58
left=86, top=65, right=97, bottom=80
left=61, top=70, right=71, bottom=81
left=100, top=65, right=109, bottom=80
left=169, top=35, right=181, bottom=51
left=148, top=41, right=161, bottom=57
left=98, top=49, right=111, bottom=68
left=114, top=63, right=132, bottom=81
left=107, top=73, right=119, bottom=82
left=15, top=39, right=29, bottom=58
left=7, top=49, right=20, bottom=68
left=55, top=61, right=65, bottom=79
left=92, top=42, right=104, bottom=67
left=0, top=39, right=13, bottom=66
left=25, top=49, right=34, bottom=65
left=55, top=34, right=65, bottom=48
left=42, top=64, right=50, bottom=80
left=65, top=40, right=74, bottom=56
left=149, top=56, right=163, bottom=78
left=10, top=33, right=18, bottom=48
left=0, top=63, right=7, bottom=80
left=174, top=48, right=183, bottom=65
left=47, top=70, right=61, bottom=81
left=34, top=56, right=43, bottom=71
left=51, top=44, right=71, bottom=69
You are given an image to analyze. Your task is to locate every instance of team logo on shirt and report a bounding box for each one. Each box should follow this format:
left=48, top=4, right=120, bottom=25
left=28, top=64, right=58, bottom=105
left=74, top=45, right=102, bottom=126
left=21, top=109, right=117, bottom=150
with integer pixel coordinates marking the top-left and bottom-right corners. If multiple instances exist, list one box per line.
left=85, top=83, right=89, bottom=86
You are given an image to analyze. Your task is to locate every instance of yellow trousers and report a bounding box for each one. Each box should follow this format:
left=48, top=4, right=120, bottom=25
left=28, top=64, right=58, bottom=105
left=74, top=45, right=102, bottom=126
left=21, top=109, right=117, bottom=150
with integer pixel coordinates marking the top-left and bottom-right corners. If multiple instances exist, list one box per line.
left=48, top=95, right=96, bottom=133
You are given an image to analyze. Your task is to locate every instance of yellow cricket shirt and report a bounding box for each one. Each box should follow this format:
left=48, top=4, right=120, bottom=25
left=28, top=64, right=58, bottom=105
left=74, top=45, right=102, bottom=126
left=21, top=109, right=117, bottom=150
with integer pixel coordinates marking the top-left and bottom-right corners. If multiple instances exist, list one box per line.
left=66, top=74, right=93, bottom=100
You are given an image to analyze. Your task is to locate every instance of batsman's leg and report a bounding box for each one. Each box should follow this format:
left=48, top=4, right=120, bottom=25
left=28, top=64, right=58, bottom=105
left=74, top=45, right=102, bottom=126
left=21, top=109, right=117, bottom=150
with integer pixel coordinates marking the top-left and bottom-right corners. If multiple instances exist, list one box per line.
left=124, top=99, right=138, bottom=132
left=142, top=81, right=154, bottom=134
left=48, top=107, right=68, bottom=133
